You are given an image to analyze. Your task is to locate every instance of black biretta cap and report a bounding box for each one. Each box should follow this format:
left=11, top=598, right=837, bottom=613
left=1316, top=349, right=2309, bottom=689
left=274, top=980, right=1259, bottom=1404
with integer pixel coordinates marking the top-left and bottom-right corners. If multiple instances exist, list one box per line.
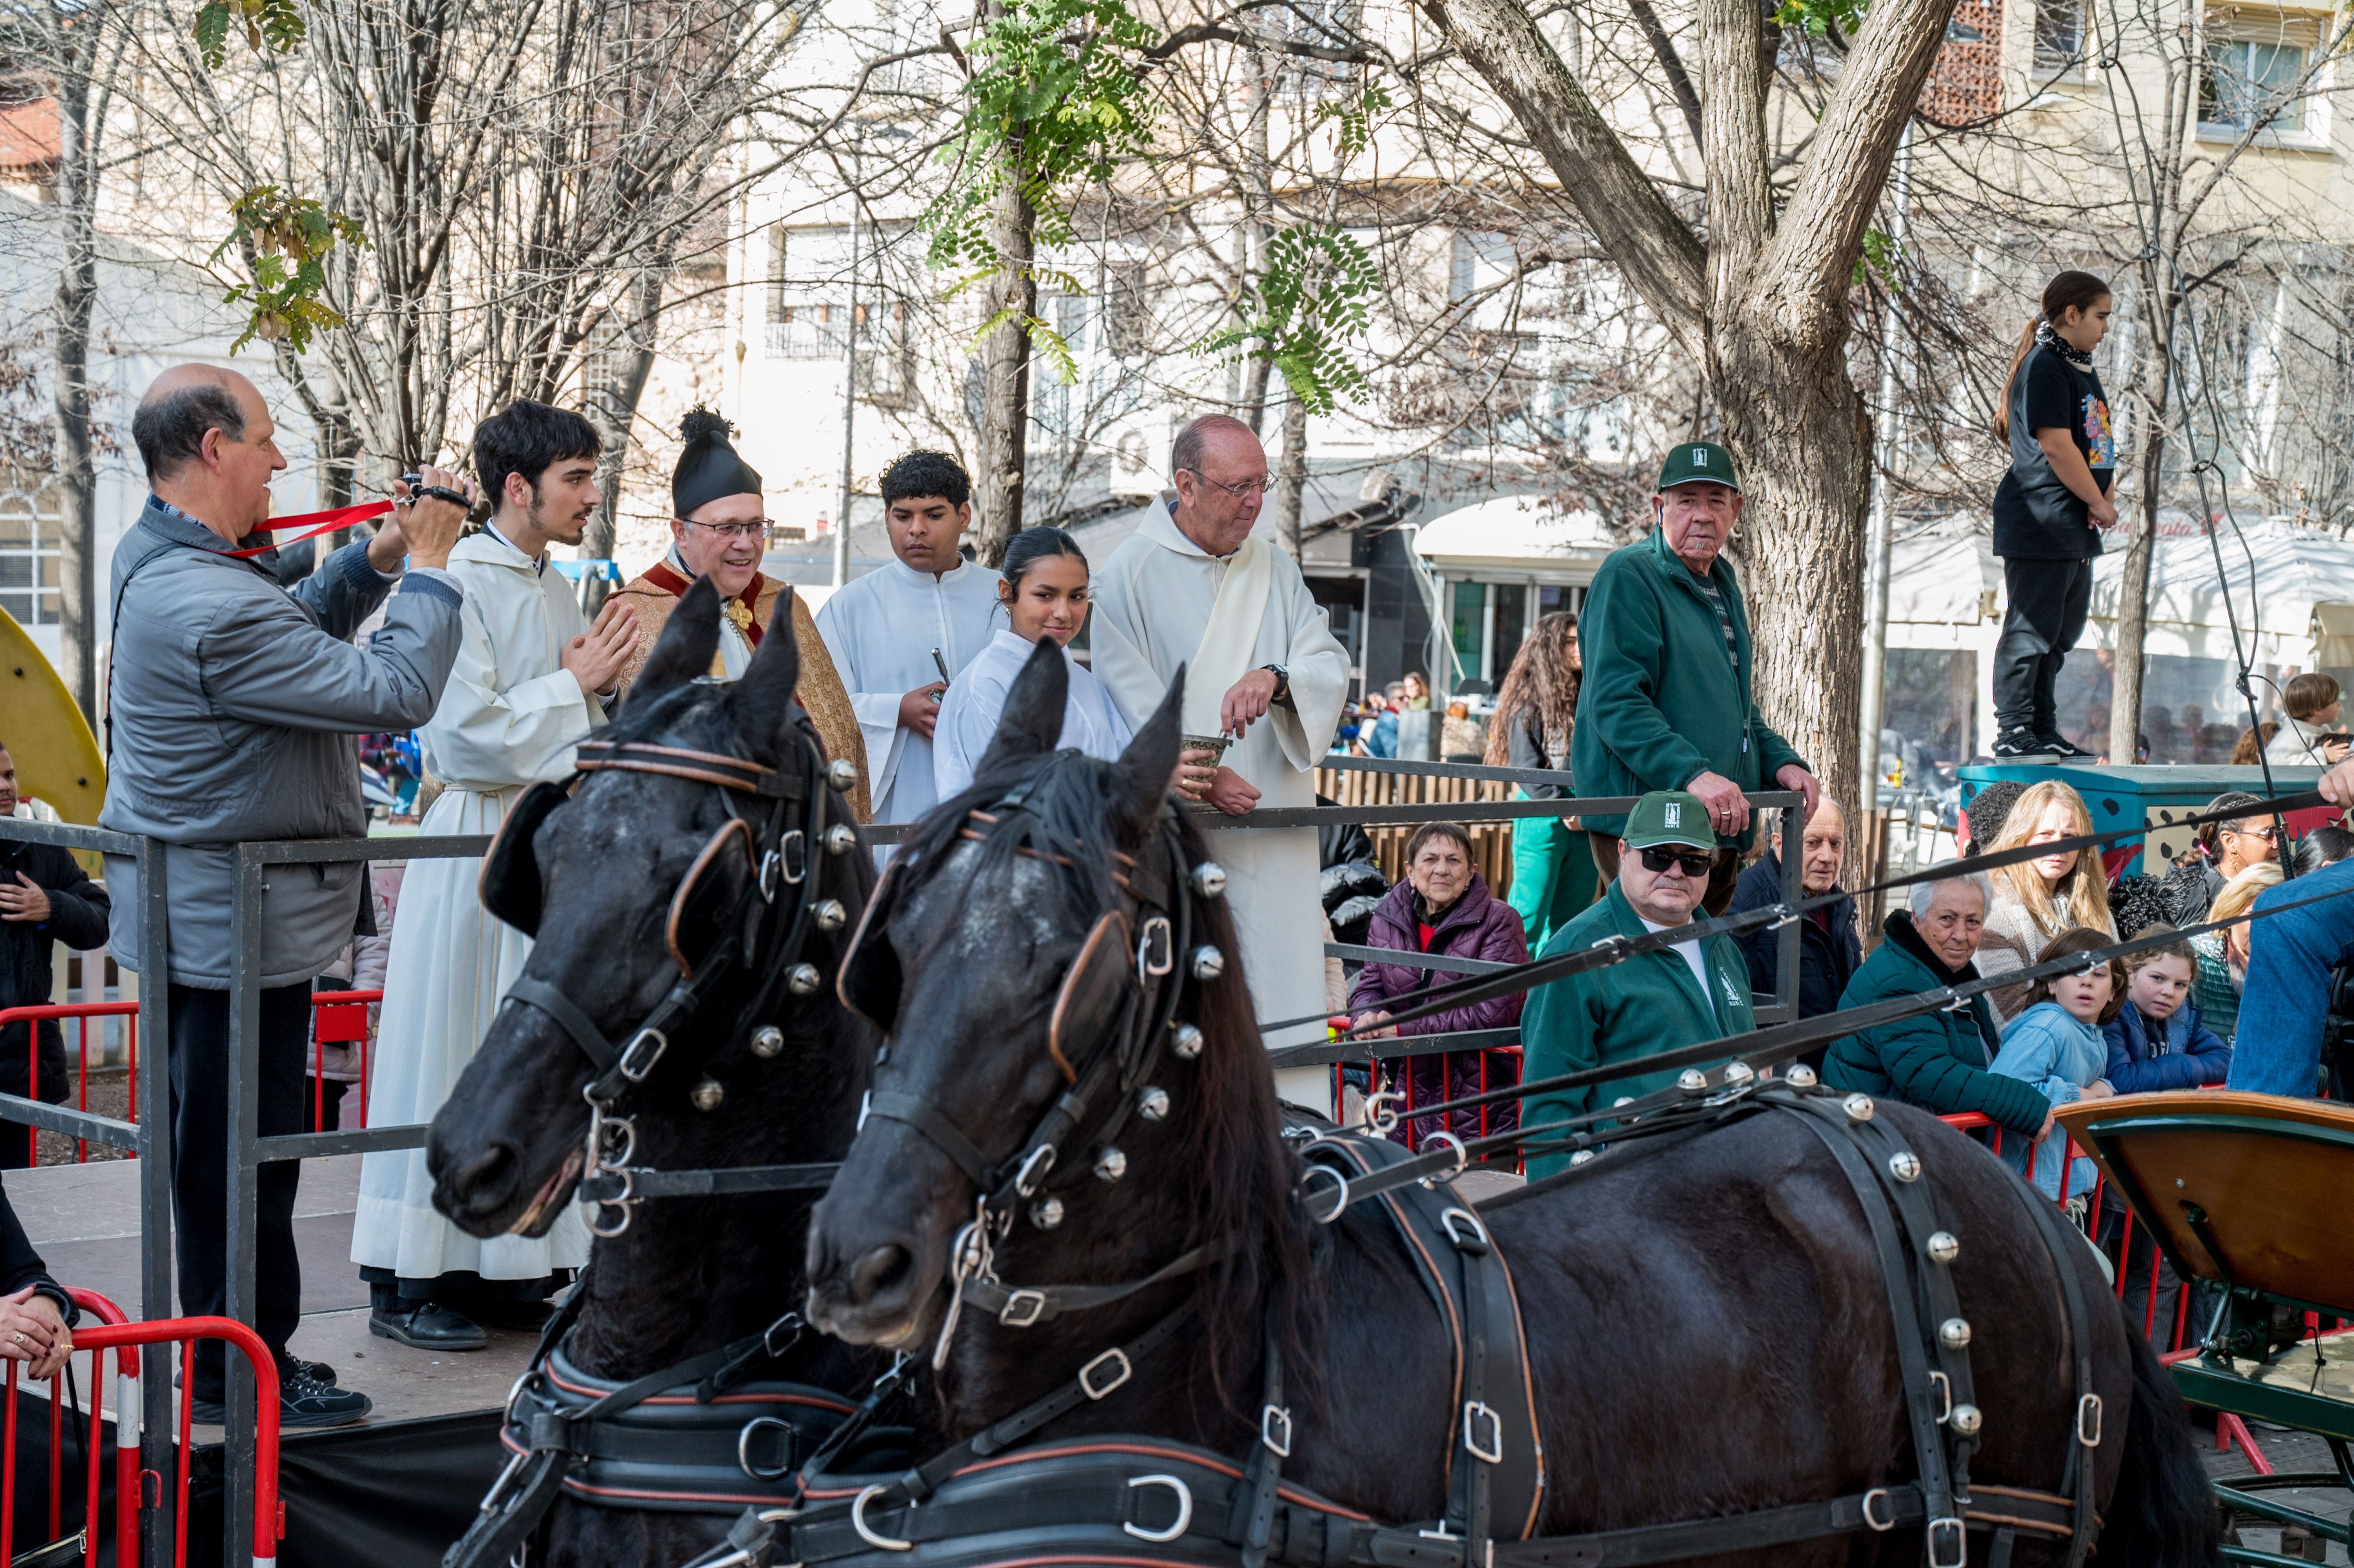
left=672, top=407, right=763, bottom=516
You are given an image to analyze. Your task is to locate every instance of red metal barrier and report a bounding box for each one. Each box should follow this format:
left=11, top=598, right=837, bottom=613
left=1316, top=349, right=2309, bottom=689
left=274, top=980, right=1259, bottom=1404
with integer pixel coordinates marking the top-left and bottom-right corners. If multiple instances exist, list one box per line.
left=0, top=1004, right=139, bottom=1168
left=308, top=990, right=380, bottom=1133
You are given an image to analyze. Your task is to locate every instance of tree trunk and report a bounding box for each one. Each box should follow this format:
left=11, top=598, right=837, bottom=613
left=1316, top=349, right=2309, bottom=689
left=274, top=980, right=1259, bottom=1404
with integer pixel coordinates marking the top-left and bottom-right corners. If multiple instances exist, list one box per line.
left=585, top=270, right=664, bottom=612
left=1274, top=388, right=1309, bottom=561
left=50, top=33, right=100, bottom=727
left=974, top=35, right=1035, bottom=571
left=2110, top=293, right=2174, bottom=766
left=1238, top=48, right=1275, bottom=434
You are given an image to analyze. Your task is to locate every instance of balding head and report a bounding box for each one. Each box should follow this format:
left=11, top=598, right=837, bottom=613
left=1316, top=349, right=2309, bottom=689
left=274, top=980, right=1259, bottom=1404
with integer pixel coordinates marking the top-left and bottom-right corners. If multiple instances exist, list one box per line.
left=134, top=364, right=282, bottom=541
left=1168, top=414, right=1267, bottom=557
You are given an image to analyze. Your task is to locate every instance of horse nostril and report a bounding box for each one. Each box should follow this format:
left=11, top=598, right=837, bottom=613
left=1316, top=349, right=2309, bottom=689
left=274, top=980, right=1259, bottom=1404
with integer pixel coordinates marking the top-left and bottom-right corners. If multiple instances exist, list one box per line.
left=848, top=1243, right=913, bottom=1308
left=456, top=1144, right=519, bottom=1203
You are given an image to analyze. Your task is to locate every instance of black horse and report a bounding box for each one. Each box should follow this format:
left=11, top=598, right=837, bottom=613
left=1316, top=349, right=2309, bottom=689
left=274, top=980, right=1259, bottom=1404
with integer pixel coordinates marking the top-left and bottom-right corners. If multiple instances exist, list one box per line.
left=803, top=644, right=2220, bottom=1567
left=430, top=582, right=886, bottom=1567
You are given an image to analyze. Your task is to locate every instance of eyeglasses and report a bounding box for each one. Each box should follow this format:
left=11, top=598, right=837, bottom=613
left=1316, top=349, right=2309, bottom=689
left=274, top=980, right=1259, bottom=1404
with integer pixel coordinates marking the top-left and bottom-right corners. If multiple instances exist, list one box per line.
left=1638, top=846, right=1715, bottom=878
left=676, top=518, right=771, bottom=540
left=2224, top=824, right=2280, bottom=842
left=1179, top=469, right=1275, bottom=498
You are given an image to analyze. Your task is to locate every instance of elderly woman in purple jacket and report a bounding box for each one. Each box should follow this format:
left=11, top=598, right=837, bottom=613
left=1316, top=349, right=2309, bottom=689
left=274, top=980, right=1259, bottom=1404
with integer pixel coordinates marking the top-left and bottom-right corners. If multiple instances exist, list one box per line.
left=1348, top=822, right=1530, bottom=1147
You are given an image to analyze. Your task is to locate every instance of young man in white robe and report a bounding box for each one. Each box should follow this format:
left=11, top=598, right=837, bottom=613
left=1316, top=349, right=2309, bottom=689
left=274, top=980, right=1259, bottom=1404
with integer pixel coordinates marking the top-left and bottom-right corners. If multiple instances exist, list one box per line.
left=1088, top=415, right=1350, bottom=1110
left=352, top=400, right=638, bottom=1350
left=814, top=451, right=1001, bottom=832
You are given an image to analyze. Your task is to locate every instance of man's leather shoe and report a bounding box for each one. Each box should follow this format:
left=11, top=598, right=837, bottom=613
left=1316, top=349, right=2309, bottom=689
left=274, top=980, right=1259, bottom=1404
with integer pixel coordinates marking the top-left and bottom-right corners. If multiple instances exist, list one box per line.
left=369, top=1301, right=490, bottom=1352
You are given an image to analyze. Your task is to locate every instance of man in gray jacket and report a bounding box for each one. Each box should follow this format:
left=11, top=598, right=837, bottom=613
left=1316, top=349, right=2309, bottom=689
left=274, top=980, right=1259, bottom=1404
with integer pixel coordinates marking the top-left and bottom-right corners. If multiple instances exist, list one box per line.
left=100, top=363, right=471, bottom=1427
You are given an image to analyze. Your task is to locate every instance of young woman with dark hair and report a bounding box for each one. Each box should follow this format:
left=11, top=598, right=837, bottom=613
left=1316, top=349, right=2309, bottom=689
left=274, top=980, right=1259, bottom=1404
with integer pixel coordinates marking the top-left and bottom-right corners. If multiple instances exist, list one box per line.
left=1483, top=610, right=1596, bottom=945
left=1991, top=270, right=2117, bottom=762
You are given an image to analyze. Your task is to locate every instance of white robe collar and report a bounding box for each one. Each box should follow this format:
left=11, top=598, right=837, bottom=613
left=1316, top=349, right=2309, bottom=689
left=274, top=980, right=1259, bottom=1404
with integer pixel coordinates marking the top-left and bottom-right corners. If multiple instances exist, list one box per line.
left=1140, top=504, right=1241, bottom=563
left=470, top=519, right=548, bottom=576
left=882, top=554, right=980, bottom=590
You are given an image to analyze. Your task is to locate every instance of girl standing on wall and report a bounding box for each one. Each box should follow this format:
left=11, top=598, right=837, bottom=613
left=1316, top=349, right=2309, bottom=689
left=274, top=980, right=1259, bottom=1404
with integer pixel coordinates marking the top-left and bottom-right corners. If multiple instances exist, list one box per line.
left=1991, top=271, right=2118, bottom=762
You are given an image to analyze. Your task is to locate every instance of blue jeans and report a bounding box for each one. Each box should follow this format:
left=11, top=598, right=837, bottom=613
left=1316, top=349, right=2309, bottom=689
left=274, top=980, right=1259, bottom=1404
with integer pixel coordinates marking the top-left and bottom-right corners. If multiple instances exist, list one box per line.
left=2226, top=856, right=2354, bottom=1097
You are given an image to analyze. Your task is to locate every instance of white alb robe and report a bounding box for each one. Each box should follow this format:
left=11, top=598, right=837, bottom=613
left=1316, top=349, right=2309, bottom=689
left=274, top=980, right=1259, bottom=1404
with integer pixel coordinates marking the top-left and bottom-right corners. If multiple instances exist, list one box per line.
left=814, top=556, right=1002, bottom=824
left=352, top=526, right=601, bottom=1283
left=1087, top=507, right=1350, bottom=1106
left=934, top=629, right=1134, bottom=800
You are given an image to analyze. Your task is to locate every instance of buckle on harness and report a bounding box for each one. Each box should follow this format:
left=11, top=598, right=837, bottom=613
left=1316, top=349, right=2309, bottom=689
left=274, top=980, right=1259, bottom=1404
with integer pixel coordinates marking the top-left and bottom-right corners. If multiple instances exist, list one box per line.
left=1441, top=1207, right=1490, bottom=1254
left=1929, top=1370, right=1953, bottom=1424
left=1420, top=1133, right=1468, bottom=1187
left=852, top=1485, right=913, bottom=1552
left=763, top=1312, right=805, bottom=1358
left=1261, top=1404, right=1294, bottom=1459
left=1138, top=916, right=1173, bottom=978
left=1124, top=1474, right=1194, bottom=1543
left=618, top=1027, right=669, bottom=1083
left=1301, top=1164, right=1350, bottom=1224
left=1861, top=1488, right=1897, bottom=1532
left=1928, top=1515, right=1968, bottom=1568
left=738, top=1416, right=799, bottom=1480
left=2077, top=1393, right=2103, bottom=1446
left=1013, top=1144, right=1057, bottom=1198
left=1080, top=1348, right=1133, bottom=1400
left=998, top=1289, right=1048, bottom=1327
left=1462, top=1401, right=1504, bottom=1465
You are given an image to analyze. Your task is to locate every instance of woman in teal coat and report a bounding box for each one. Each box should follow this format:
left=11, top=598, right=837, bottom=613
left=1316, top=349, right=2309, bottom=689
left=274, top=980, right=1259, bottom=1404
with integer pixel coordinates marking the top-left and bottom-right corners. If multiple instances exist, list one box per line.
left=1485, top=611, right=1596, bottom=948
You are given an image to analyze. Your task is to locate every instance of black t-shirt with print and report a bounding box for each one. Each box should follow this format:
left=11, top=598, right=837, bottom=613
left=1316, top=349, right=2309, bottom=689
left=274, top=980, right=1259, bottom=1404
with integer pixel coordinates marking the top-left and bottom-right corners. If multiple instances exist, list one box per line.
left=1992, top=343, right=2114, bottom=560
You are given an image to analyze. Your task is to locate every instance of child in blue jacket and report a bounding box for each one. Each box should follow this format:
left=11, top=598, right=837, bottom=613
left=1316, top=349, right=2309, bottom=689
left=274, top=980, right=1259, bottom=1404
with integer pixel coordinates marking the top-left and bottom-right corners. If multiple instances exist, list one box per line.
left=2103, top=927, right=2232, bottom=1092
left=1990, top=926, right=2120, bottom=1199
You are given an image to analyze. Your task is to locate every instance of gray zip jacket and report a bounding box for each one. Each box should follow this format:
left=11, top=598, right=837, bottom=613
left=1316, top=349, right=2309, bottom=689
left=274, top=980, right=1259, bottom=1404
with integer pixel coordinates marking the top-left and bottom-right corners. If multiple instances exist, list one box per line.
left=99, top=496, right=465, bottom=988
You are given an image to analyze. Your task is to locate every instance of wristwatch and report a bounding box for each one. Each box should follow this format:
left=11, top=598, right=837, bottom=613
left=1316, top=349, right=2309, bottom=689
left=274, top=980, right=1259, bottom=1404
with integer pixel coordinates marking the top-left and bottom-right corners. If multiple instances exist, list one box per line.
left=1260, top=664, right=1291, bottom=705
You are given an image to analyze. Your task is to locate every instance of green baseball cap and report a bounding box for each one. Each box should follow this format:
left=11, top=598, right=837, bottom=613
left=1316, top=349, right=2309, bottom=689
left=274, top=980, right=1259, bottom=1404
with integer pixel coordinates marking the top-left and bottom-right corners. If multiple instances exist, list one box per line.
left=1623, top=790, right=1717, bottom=851
left=1655, top=441, right=1740, bottom=494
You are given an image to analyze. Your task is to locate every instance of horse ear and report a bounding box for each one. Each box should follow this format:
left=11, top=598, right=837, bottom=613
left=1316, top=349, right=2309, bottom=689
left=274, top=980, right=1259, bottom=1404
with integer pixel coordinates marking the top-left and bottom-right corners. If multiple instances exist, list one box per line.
left=627, top=577, right=721, bottom=712
left=1113, top=666, right=1183, bottom=833
left=730, top=590, right=805, bottom=762
left=976, top=637, right=1068, bottom=773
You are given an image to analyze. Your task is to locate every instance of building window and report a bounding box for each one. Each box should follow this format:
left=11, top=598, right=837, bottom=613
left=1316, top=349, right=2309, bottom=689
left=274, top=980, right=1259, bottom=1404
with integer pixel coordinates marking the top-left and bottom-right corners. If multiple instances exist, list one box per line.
left=768, top=303, right=847, bottom=359
left=0, top=482, right=60, bottom=626
left=2033, top=0, right=2085, bottom=72
left=2201, top=8, right=2323, bottom=134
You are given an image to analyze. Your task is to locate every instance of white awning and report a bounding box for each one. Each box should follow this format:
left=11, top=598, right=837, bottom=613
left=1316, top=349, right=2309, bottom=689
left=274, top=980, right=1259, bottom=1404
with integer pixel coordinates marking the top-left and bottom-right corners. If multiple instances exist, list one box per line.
left=1413, top=495, right=1618, bottom=578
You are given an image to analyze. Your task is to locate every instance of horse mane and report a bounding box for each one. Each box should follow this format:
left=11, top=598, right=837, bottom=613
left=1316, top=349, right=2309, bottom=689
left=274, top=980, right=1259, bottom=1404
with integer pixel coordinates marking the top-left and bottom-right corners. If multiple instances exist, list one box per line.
left=890, top=751, right=1320, bottom=1419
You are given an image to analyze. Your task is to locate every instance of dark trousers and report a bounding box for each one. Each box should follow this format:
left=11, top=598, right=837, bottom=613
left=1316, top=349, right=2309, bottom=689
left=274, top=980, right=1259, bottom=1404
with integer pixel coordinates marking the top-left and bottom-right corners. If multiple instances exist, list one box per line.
left=1589, top=834, right=1741, bottom=917
left=169, top=983, right=310, bottom=1402
left=1994, top=557, right=2094, bottom=739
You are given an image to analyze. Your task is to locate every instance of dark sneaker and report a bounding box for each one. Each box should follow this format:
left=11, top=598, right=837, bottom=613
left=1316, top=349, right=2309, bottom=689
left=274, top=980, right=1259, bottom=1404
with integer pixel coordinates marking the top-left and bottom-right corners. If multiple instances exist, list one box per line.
left=293, top=1358, right=336, bottom=1386
left=1993, top=729, right=2062, bottom=762
left=370, top=1301, right=490, bottom=1352
left=2037, top=732, right=2098, bottom=762
left=279, top=1367, right=371, bottom=1430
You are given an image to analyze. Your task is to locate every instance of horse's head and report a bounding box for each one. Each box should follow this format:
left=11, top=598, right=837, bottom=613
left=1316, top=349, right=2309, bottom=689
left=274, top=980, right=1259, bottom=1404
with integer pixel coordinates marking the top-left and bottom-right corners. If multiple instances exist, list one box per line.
left=804, top=641, right=1279, bottom=1352
left=429, top=578, right=872, bottom=1239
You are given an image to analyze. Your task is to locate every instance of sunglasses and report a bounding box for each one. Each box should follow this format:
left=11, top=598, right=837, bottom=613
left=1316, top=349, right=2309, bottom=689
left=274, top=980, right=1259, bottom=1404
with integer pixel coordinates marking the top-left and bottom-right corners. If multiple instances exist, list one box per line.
left=1638, top=846, right=1715, bottom=878
left=2223, top=824, right=2279, bottom=842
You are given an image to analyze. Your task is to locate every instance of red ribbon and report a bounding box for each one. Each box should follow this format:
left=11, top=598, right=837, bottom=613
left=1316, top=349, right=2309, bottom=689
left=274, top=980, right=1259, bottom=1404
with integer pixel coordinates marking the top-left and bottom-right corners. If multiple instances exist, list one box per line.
left=224, top=500, right=396, bottom=558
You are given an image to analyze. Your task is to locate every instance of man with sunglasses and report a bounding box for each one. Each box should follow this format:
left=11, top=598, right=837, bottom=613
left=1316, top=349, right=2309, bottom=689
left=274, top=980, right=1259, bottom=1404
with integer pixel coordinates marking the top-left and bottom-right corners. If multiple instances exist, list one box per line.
left=1520, top=790, right=1757, bottom=1180
left=610, top=408, right=869, bottom=819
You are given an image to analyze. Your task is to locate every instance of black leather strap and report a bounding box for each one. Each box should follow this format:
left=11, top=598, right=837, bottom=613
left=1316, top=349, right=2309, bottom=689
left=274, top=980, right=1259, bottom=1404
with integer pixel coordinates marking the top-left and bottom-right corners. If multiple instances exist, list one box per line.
left=864, top=1090, right=995, bottom=1190
left=1239, top=1306, right=1288, bottom=1568
left=579, top=1162, right=842, bottom=1203
left=1472, top=1482, right=1930, bottom=1566
left=504, top=975, right=621, bottom=1074
left=1998, top=1142, right=2103, bottom=1567
left=958, top=1239, right=1224, bottom=1324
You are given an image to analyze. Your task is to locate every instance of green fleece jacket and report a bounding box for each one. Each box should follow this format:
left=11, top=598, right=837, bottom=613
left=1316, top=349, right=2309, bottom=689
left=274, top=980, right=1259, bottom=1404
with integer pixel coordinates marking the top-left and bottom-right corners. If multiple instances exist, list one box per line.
left=1819, top=915, right=2051, bottom=1138
left=1521, top=880, right=1755, bottom=1180
left=1568, top=529, right=1806, bottom=845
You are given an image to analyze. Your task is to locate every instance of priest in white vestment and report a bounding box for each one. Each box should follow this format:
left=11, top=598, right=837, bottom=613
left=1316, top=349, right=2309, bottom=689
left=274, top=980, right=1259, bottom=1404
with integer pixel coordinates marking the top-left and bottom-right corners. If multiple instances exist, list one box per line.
left=814, top=450, right=1001, bottom=830
left=352, top=402, right=638, bottom=1350
left=1087, top=416, right=1350, bottom=1109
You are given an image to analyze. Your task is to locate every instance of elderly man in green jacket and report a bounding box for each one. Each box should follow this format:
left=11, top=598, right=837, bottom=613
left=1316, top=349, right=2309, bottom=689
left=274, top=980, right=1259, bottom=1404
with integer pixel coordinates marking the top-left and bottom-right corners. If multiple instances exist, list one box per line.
left=1522, top=791, right=1756, bottom=1180
left=1571, top=443, right=1821, bottom=914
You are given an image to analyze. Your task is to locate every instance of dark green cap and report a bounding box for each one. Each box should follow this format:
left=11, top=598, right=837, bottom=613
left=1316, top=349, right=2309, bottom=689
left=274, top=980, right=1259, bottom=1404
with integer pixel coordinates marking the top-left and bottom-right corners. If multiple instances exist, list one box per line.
left=1655, top=441, right=1739, bottom=494
left=1623, top=790, right=1716, bottom=851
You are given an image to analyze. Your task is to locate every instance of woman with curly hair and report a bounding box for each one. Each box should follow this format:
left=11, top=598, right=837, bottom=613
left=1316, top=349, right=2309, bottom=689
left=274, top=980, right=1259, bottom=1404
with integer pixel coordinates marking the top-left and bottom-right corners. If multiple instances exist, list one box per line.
left=1484, top=611, right=1596, bottom=946
left=1975, top=779, right=2116, bottom=1022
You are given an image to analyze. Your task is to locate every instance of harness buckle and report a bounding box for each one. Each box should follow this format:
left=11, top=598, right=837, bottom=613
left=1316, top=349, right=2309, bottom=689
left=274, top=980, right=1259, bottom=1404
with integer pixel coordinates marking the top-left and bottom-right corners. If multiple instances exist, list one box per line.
left=1079, top=1347, right=1133, bottom=1400
left=763, top=1312, right=805, bottom=1358
left=1012, top=1144, right=1057, bottom=1198
left=779, top=830, right=808, bottom=888
left=1261, top=1403, right=1294, bottom=1459
left=1462, top=1401, right=1505, bottom=1465
left=588, top=1168, right=636, bottom=1237
left=1441, top=1207, right=1491, bottom=1255
left=851, top=1485, right=914, bottom=1552
left=1928, top=1515, right=1968, bottom=1568
left=1929, top=1370, right=1953, bottom=1424
left=1300, top=1164, right=1350, bottom=1224
left=997, top=1289, right=1048, bottom=1327
left=1123, top=1474, right=1194, bottom=1543
left=1419, top=1133, right=1468, bottom=1187
left=618, top=1027, right=669, bottom=1083
left=2077, top=1393, right=2103, bottom=1447
left=737, top=1416, right=799, bottom=1481
left=1860, top=1488, right=1897, bottom=1532
left=1138, top=916, right=1174, bottom=978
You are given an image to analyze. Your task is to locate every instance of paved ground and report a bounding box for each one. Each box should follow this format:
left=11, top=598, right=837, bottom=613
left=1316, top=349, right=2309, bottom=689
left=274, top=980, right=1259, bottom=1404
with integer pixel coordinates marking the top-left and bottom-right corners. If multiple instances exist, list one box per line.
left=2204, top=1424, right=2352, bottom=1564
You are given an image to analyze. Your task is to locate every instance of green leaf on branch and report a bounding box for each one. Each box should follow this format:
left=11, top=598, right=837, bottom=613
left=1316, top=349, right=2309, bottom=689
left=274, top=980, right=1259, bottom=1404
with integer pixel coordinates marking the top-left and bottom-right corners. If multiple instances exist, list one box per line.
left=208, top=185, right=368, bottom=354
left=966, top=307, right=1082, bottom=385
left=1314, top=81, right=1392, bottom=163
left=1197, top=226, right=1378, bottom=414
left=1852, top=226, right=1897, bottom=290
left=192, top=0, right=307, bottom=68
left=1773, top=0, right=1865, bottom=37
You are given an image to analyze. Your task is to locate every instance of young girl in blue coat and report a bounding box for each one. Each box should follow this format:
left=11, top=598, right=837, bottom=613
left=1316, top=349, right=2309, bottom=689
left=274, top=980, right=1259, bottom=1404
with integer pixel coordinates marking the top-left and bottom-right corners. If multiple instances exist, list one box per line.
left=1991, top=926, right=2121, bottom=1199
left=2102, top=927, right=2232, bottom=1092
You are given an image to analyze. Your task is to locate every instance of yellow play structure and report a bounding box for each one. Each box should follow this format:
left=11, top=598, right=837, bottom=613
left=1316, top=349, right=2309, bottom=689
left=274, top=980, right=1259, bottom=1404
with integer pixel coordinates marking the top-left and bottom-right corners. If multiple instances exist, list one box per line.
left=0, top=605, right=106, bottom=825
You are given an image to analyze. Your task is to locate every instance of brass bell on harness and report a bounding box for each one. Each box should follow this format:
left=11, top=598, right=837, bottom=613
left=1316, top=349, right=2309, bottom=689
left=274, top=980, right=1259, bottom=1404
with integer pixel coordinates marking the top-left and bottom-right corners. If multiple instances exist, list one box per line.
left=1093, top=1147, right=1128, bottom=1181
left=822, top=824, right=858, bottom=857
left=1676, top=1069, right=1708, bottom=1093
left=1888, top=1151, right=1923, bottom=1183
left=1784, top=1063, right=1819, bottom=1089
left=1171, top=1024, right=1205, bottom=1060
left=1569, top=1149, right=1597, bottom=1168
left=691, top=1078, right=725, bottom=1112
left=1842, top=1093, right=1876, bottom=1123
left=826, top=759, right=860, bottom=793
left=750, top=1025, right=786, bottom=1059
left=1029, top=1196, right=1065, bottom=1230
left=1189, top=862, right=1227, bottom=899
left=1137, top=1087, right=1171, bottom=1121
left=1721, top=1061, right=1757, bottom=1088
left=1949, top=1404, right=1983, bottom=1436
left=787, top=963, right=824, bottom=996
left=814, top=899, right=848, bottom=933
left=1926, top=1232, right=1959, bottom=1264
left=1939, top=1317, right=1972, bottom=1349
left=1190, top=946, right=1225, bottom=982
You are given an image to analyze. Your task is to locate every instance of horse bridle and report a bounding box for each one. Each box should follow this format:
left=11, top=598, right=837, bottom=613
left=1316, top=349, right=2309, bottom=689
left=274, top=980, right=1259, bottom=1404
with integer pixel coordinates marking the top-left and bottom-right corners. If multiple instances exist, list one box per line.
left=835, top=758, right=1231, bottom=1365
left=480, top=696, right=863, bottom=1236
